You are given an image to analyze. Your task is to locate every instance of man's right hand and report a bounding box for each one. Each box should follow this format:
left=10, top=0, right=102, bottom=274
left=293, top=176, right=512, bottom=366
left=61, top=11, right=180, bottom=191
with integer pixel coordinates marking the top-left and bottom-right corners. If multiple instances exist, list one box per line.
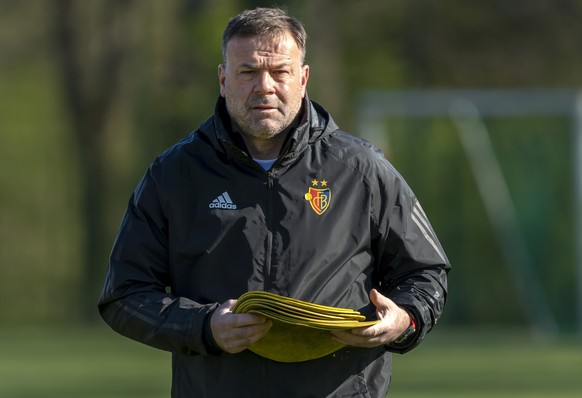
left=210, top=299, right=272, bottom=354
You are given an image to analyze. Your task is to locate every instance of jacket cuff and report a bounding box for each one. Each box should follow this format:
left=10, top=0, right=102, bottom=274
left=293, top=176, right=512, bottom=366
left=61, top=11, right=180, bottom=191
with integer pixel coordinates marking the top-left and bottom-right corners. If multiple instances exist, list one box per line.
left=385, top=306, right=423, bottom=354
left=202, top=308, right=223, bottom=356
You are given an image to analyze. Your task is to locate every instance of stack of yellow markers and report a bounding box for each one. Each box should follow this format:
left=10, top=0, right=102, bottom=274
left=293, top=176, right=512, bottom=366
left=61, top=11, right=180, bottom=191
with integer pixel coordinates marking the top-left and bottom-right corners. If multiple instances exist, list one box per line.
left=232, top=291, right=378, bottom=363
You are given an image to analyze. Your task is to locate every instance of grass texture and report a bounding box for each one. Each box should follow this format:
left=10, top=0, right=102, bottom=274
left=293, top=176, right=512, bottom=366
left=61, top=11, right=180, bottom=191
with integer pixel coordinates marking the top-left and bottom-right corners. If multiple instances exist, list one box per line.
left=1, top=326, right=581, bottom=397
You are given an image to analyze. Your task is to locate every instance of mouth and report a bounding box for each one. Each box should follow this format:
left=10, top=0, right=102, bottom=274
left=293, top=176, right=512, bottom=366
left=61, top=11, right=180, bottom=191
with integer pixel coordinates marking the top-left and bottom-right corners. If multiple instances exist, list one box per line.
left=250, top=97, right=279, bottom=112
left=252, top=101, right=276, bottom=108
left=252, top=105, right=278, bottom=114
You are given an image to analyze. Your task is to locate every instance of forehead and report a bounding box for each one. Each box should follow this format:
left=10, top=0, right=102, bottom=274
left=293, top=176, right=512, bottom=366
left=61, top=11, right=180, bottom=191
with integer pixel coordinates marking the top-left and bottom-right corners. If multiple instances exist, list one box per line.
left=225, top=32, right=301, bottom=64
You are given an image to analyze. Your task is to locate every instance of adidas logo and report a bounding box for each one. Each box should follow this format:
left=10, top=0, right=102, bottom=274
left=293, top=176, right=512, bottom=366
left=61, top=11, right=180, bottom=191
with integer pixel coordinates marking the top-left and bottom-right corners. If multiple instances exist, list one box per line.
left=209, top=191, right=237, bottom=210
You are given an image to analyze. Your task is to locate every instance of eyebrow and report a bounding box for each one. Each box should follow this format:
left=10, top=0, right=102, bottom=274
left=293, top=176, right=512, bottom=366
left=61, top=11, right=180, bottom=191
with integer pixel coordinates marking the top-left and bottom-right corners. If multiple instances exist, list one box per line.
left=238, top=62, right=292, bottom=70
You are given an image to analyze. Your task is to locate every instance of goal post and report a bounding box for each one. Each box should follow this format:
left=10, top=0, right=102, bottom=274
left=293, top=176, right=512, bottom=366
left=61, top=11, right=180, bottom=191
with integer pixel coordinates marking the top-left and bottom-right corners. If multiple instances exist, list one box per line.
left=356, top=89, right=582, bottom=337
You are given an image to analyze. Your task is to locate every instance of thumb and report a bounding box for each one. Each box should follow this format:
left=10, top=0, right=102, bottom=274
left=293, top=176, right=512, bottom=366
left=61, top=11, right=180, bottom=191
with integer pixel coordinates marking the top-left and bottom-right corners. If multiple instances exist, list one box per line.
left=369, top=288, right=386, bottom=308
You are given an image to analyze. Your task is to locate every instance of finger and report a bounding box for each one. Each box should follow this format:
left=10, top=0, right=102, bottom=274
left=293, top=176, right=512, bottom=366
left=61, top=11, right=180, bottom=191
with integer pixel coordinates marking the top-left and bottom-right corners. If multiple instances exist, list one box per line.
left=221, top=320, right=273, bottom=353
left=211, top=302, right=272, bottom=352
left=330, top=329, right=385, bottom=348
left=229, top=313, right=270, bottom=328
left=369, top=288, right=381, bottom=305
left=369, top=288, right=391, bottom=312
left=348, top=324, right=383, bottom=337
left=213, top=315, right=270, bottom=342
left=216, top=300, right=269, bottom=327
left=214, top=299, right=237, bottom=316
left=225, top=319, right=272, bottom=340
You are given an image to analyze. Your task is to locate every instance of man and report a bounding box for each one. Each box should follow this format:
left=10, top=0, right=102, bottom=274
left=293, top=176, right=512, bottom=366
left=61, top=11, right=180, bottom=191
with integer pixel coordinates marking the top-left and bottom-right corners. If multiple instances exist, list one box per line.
left=98, top=7, right=450, bottom=397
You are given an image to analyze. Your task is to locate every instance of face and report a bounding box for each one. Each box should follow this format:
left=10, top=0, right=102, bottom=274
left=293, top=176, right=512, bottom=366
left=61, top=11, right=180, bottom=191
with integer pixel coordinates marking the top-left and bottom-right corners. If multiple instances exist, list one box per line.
left=219, top=32, right=309, bottom=142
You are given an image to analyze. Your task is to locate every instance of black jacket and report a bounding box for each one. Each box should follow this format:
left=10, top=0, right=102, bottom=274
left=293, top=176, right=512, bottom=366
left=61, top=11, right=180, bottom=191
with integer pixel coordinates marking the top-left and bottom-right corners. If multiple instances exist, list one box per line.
left=98, top=97, right=450, bottom=397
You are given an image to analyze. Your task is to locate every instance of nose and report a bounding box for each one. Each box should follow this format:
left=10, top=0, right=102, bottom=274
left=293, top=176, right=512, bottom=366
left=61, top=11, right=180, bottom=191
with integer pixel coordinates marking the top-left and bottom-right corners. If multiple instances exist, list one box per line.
left=254, top=71, right=276, bottom=94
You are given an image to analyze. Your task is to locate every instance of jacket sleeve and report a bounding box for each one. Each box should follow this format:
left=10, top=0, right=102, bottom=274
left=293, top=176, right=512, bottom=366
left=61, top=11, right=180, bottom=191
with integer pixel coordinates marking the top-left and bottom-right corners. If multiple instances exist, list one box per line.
left=372, top=165, right=451, bottom=354
left=97, top=161, right=218, bottom=356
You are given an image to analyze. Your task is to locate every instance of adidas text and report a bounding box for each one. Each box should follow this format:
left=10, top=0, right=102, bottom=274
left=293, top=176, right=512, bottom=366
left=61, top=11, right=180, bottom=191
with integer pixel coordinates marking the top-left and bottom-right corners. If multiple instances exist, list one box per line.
left=209, top=202, right=237, bottom=209
left=209, top=191, right=237, bottom=210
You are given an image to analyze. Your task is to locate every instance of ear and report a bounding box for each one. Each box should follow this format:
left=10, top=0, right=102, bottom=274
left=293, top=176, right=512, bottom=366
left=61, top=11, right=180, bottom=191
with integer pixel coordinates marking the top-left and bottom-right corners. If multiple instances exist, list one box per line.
left=218, top=64, right=226, bottom=97
left=300, top=64, right=310, bottom=98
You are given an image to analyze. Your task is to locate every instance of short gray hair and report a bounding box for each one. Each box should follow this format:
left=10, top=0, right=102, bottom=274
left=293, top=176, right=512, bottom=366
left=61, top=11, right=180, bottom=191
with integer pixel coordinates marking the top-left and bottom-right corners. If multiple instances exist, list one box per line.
left=222, top=7, right=307, bottom=65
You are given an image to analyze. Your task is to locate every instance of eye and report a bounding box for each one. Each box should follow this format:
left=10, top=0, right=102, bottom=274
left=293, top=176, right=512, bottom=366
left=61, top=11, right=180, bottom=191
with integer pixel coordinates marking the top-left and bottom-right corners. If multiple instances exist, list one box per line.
left=271, top=70, right=291, bottom=80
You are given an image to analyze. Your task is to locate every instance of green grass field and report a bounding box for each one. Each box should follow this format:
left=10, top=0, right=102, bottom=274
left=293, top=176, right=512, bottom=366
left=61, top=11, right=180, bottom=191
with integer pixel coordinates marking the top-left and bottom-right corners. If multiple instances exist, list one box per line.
left=1, top=326, right=581, bottom=397
left=389, top=329, right=582, bottom=397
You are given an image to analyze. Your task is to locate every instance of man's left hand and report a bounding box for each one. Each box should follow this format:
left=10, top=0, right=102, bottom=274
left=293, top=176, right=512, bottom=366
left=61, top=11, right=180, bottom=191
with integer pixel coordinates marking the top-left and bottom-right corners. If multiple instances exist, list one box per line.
left=330, top=289, right=410, bottom=347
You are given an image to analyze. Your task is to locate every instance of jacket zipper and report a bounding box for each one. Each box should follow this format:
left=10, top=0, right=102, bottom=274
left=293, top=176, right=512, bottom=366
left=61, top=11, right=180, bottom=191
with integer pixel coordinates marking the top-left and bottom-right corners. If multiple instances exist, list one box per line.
left=264, top=171, right=275, bottom=291
left=261, top=171, right=276, bottom=397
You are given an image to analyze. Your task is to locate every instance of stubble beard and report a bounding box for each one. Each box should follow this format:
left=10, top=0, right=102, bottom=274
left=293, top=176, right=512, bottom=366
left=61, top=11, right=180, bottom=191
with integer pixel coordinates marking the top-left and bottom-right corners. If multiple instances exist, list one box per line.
left=228, top=96, right=301, bottom=141
left=238, top=116, right=285, bottom=140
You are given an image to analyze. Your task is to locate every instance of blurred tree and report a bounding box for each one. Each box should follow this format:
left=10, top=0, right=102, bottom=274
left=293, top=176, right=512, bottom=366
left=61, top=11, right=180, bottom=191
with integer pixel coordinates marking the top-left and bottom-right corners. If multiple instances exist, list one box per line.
left=387, top=0, right=582, bottom=87
left=132, top=0, right=236, bottom=161
left=53, top=0, right=140, bottom=320
left=49, top=0, right=240, bottom=320
left=300, top=0, right=347, bottom=119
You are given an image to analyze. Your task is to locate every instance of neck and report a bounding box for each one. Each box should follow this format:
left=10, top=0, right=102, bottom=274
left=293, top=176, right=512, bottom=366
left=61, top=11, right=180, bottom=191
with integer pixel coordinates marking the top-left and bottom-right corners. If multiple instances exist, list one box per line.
left=233, top=106, right=304, bottom=160
left=242, top=131, right=288, bottom=160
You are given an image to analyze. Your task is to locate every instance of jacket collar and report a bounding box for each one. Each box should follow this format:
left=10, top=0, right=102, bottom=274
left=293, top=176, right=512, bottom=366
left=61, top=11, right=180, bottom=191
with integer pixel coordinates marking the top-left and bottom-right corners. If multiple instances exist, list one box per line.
left=200, top=95, right=338, bottom=165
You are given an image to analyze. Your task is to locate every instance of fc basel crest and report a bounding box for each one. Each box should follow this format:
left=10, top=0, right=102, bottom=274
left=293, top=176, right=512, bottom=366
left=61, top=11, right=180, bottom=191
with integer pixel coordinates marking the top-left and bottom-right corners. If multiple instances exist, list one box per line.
left=304, top=179, right=331, bottom=215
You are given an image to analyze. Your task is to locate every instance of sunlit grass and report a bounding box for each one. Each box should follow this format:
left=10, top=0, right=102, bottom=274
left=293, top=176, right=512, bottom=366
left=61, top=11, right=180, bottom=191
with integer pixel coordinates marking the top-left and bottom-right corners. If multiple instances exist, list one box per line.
left=390, top=328, right=582, bottom=398
left=1, top=325, right=581, bottom=397
left=0, top=325, right=171, bottom=398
